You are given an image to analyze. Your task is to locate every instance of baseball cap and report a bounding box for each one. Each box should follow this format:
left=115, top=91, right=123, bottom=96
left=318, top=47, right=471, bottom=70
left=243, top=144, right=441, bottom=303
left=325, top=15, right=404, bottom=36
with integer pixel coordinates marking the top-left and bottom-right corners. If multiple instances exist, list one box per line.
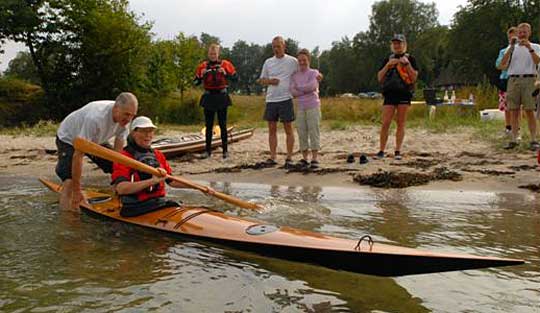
left=130, top=116, right=157, bottom=132
left=391, top=34, right=406, bottom=42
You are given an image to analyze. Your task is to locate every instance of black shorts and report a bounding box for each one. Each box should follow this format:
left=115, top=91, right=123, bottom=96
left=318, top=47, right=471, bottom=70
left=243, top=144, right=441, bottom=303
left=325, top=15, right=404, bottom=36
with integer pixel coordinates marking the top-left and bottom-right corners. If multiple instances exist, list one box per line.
left=55, top=137, right=114, bottom=181
left=383, top=96, right=412, bottom=105
left=199, top=91, right=232, bottom=111
left=263, top=99, right=295, bottom=122
left=383, top=90, right=413, bottom=105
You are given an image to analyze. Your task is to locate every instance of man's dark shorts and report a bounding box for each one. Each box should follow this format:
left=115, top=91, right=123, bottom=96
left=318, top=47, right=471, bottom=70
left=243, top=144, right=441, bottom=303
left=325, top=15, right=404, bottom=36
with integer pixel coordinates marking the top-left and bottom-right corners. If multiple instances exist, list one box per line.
left=263, top=99, right=295, bottom=122
left=55, top=137, right=113, bottom=181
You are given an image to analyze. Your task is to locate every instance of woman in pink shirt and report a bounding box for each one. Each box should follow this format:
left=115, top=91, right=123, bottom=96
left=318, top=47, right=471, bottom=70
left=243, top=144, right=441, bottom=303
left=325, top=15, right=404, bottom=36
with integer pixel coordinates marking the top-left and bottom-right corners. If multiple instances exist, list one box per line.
left=290, top=49, right=321, bottom=168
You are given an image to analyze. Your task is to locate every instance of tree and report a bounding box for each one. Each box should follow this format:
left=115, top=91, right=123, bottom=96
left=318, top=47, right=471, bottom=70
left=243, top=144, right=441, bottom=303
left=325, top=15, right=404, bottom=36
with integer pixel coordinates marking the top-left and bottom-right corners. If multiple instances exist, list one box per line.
left=171, top=33, right=204, bottom=100
left=448, top=0, right=539, bottom=84
left=4, top=51, right=40, bottom=84
left=0, top=0, right=153, bottom=118
left=199, top=32, right=221, bottom=49
left=144, top=40, right=177, bottom=100
left=229, top=40, right=264, bottom=94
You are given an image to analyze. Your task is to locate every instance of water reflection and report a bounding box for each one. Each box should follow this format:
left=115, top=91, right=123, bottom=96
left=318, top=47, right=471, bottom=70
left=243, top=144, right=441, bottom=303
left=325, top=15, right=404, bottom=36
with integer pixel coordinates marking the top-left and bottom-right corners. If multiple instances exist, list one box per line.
left=1, top=176, right=539, bottom=312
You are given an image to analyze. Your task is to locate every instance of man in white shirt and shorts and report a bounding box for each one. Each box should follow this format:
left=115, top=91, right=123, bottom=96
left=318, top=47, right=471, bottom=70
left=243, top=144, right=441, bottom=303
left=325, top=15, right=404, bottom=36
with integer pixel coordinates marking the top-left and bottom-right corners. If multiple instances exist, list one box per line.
left=55, top=92, right=138, bottom=210
left=500, top=23, right=540, bottom=150
left=258, top=36, right=299, bottom=167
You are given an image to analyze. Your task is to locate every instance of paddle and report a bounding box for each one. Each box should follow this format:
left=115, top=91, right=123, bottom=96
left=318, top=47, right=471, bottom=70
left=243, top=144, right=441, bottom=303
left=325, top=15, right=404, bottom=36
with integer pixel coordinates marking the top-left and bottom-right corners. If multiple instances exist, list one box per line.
left=73, top=137, right=262, bottom=211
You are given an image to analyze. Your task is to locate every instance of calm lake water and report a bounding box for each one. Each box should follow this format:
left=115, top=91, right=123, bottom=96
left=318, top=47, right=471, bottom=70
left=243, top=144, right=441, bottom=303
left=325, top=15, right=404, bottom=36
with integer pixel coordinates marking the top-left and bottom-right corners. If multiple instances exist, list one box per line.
left=0, top=175, right=538, bottom=313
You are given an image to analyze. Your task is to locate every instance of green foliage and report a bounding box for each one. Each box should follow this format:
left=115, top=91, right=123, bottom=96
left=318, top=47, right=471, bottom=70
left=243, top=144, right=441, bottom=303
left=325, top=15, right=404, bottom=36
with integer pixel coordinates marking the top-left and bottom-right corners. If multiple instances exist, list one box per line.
left=448, top=0, right=540, bottom=84
left=0, top=0, right=153, bottom=118
left=228, top=40, right=265, bottom=95
left=0, top=78, right=45, bottom=127
left=172, top=33, right=205, bottom=99
left=3, top=51, right=40, bottom=84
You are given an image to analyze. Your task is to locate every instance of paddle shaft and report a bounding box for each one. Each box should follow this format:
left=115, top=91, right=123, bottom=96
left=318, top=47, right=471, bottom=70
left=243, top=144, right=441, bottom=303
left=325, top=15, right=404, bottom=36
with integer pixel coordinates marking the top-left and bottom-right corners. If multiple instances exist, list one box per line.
left=73, top=137, right=261, bottom=210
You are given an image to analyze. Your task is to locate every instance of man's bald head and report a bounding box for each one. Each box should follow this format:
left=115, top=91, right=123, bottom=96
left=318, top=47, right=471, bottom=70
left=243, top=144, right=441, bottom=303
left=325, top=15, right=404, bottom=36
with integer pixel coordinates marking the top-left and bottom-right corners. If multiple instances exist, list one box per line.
left=113, top=92, right=138, bottom=126
left=272, top=36, right=286, bottom=58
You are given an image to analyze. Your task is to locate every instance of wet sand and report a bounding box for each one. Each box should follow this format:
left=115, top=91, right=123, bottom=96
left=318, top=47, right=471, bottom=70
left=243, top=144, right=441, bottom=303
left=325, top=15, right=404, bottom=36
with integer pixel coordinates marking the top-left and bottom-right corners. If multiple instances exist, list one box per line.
left=1, top=126, right=539, bottom=192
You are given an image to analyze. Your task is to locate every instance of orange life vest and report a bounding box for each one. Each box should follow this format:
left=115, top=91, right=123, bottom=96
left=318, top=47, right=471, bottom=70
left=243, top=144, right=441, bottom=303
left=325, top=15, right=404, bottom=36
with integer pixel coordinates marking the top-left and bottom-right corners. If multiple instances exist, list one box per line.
left=195, top=60, right=236, bottom=91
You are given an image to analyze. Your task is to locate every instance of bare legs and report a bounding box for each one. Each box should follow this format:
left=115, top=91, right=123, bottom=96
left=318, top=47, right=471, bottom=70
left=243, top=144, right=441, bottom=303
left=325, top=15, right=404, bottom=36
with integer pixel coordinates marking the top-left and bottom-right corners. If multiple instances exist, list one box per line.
left=379, top=104, right=409, bottom=153
left=268, top=121, right=295, bottom=161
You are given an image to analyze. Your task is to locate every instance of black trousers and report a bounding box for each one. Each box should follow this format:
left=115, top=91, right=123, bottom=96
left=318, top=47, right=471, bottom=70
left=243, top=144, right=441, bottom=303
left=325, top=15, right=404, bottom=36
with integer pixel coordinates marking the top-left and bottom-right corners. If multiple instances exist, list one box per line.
left=204, top=108, right=228, bottom=154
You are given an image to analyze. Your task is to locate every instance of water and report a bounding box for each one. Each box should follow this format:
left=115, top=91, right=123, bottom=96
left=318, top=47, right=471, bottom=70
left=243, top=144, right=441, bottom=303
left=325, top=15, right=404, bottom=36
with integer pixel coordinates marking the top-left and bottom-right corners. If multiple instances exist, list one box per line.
left=0, top=175, right=538, bottom=312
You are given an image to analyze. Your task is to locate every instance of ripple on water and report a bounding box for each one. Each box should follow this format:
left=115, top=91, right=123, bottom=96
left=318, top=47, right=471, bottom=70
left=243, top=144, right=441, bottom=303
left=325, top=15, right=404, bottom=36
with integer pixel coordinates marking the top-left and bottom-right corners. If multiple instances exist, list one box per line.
left=1, top=178, right=539, bottom=312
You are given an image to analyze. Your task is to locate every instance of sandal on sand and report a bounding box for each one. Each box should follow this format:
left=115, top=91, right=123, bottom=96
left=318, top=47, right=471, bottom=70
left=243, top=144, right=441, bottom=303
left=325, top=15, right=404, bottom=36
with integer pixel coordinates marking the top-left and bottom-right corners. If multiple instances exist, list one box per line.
left=284, top=159, right=293, bottom=169
left=310, top=160, right=320, bottom=169
left=359, top=154, right=368, bottom=164
left=374, top=151, right=385, bottom=159
left=265, top=158, right=277, bottom=165
left=298, top=159, right=309, bottom=167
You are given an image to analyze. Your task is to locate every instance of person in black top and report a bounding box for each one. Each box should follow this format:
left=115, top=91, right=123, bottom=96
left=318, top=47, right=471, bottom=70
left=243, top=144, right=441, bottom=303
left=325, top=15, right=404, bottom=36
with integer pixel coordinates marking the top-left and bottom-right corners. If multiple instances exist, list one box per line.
left=375, top=34, right=418, bottom=160
left=194, top=44, right=238, bottom=159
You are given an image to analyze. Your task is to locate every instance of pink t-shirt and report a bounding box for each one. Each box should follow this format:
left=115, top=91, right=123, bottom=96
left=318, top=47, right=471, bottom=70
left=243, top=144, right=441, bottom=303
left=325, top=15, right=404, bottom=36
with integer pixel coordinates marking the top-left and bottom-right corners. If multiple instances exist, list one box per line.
left=290, top=68, right=320, bottom=110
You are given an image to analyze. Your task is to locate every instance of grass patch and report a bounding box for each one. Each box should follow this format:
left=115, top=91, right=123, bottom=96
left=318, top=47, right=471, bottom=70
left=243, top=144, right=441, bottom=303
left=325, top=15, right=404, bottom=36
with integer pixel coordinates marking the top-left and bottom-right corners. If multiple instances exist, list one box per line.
left=0, top=120, right=58, bottom=137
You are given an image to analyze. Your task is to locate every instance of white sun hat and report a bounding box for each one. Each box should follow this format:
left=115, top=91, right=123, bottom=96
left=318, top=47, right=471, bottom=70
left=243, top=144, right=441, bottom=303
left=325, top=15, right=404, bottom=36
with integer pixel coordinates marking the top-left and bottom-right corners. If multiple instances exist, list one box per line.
left=130, top=116, right=157, bottom=132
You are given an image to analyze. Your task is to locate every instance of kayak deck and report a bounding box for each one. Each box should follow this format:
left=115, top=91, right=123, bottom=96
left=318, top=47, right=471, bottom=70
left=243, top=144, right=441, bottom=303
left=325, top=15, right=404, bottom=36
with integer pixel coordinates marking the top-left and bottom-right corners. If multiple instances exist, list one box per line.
left=40, top=178, right=525, bottom=276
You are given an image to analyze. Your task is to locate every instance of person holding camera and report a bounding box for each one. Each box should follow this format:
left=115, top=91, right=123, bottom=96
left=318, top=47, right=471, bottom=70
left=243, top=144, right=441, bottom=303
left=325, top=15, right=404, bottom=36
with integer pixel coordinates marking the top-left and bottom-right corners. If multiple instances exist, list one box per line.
left=500, top=23, right=540, bottom=150
left=375, top=34, right=418, bottom=160
left=495, top=26, right=517, bottom=135
left=194, top=43, right=238, bottom=159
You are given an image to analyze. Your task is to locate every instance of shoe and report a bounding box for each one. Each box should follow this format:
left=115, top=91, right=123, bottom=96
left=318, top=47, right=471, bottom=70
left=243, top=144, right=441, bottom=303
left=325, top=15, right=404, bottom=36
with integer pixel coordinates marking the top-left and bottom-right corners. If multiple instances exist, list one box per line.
left=359, top=154, right=368, bottom=164
left=298, top=159, right=309, bottom=167
left=222, top=152, right=229, bottom=159
left=529, top=141, right=540, bottom=151
left=200, top=152, right=211, bottom=159
left=284, top=158, right=293, bottom=169
left=503, top=141, right=518, bottom=150
left=346, top=154, right=355, bottom=163
left=394, top=151, right=402, bottom=160
left=265, top=158, right=277, bottom=166
left=310, top=160, right=319, bottom=169
left=373, top=151, right=385, bottom=159
left=504, top=128, right=512, bottom=137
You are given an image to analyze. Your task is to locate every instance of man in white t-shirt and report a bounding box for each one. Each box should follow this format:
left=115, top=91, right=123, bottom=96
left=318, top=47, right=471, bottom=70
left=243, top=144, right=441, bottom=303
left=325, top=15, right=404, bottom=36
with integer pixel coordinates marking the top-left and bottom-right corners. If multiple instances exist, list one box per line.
left=500, top=23, right=540, bottom=150
left=55, top=92, right=138, bottom=210
left=257, top=36, right=299, bottom=167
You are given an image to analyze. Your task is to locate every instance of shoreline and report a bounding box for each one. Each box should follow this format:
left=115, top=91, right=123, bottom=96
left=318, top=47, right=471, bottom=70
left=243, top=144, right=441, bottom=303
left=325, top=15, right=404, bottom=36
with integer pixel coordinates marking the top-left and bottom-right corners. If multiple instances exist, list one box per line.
left=1, top=126, right=539, bottom=194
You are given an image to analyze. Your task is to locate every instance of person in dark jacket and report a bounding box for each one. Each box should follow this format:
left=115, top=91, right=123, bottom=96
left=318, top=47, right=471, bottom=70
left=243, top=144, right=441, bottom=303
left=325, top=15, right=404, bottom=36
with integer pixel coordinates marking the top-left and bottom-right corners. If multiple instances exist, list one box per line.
left=375, top=34, right=418, bottom=160
left=194, top=44, right=238, bottom=159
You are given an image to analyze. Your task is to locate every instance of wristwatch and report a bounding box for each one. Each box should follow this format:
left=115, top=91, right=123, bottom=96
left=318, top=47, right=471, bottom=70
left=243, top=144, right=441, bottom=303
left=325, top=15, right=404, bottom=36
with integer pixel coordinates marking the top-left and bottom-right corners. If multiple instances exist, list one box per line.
left=530, top=49, right=536, bottom=53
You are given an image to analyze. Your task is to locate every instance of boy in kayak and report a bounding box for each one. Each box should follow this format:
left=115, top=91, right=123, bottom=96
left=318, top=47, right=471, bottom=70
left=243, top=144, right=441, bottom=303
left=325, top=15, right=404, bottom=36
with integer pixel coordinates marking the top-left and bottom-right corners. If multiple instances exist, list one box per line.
left=56, top=92, right=138, bottom=211
left=111, top=116, right=215, bottom=217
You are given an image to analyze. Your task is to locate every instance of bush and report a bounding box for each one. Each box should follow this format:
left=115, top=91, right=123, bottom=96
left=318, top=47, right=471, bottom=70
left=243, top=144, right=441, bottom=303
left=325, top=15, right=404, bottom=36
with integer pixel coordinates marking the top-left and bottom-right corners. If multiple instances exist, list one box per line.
left=0, top=78, right=44, bottom=102
left=0, top=78, right=46, bottom=127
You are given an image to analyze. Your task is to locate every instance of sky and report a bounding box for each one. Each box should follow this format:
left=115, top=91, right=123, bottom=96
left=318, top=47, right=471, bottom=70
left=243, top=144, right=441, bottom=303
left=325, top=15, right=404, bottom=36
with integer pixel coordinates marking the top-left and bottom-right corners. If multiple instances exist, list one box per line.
left=0, top=0, right=468, bottom=72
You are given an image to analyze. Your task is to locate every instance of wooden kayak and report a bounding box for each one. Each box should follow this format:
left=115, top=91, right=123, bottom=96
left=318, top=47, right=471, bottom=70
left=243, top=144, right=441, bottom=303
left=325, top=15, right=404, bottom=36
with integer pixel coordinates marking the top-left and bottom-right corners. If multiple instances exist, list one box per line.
left=39, top=179, right=525, bottom=277
left=152, top=128, right=254, bottom=158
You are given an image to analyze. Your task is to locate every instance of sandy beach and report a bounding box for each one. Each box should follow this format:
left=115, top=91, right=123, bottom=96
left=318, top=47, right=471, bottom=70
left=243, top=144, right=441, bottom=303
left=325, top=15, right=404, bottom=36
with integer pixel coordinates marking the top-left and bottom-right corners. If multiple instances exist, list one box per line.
left=1, top=126, right=538, bottom=193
